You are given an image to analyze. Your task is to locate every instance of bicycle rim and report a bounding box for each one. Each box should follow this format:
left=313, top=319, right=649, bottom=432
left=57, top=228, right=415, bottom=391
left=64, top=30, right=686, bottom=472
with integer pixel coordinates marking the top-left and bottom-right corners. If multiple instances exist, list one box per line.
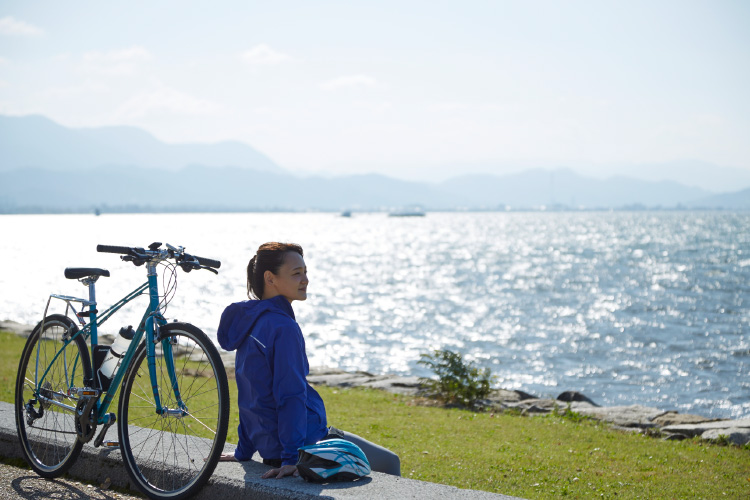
left=15, top=315, right=90, bottom=477
left=118, top=322, right=229, bottom=500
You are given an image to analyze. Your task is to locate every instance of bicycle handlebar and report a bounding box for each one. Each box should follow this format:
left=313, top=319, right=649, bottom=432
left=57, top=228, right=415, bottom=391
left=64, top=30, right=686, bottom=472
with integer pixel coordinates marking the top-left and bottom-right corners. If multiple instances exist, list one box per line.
left=97, top=243, right=221, bottom=271
left=96, top=244, right=133, bottom=255
left=192, top=255, right=221, bottom=269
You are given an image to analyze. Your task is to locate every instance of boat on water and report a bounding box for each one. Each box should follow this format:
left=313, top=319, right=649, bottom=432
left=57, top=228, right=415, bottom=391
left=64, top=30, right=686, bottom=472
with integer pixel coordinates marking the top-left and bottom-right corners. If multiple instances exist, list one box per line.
left=388, top=207, right=425, bottom=217
left=340, top=210, right=352, bottom=217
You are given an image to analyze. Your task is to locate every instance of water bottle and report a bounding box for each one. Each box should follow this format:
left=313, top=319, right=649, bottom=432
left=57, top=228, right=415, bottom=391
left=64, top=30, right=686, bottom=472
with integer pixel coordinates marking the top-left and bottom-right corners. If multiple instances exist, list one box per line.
left=99, top=326, right=135, bottom=379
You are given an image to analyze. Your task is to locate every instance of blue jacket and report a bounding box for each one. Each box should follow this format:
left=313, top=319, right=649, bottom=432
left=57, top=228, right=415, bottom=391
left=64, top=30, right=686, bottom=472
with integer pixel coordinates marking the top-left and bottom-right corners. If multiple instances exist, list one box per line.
left=217, top=295, right=328, bottom=465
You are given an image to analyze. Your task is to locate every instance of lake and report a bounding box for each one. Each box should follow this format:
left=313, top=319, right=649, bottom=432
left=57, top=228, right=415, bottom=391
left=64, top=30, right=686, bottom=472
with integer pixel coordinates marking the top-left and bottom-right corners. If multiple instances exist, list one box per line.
left=0, top=211, right=747, bottom=419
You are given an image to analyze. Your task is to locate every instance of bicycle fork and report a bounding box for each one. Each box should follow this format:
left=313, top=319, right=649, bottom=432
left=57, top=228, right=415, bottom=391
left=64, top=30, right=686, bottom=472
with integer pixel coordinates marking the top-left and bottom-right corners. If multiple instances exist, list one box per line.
left=145, top=263, right=188, bottom=418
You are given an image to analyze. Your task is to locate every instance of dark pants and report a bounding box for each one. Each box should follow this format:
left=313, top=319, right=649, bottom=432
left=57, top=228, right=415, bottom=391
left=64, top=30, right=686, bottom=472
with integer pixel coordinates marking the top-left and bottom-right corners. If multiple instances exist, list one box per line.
left=326, top=427, right=401, bottom=476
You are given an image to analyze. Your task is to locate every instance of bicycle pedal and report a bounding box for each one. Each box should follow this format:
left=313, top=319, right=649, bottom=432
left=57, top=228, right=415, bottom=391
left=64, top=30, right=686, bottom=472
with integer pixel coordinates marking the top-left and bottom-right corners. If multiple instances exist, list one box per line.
left=77, top=388, right=100, bottom=398
left=102, top=441, right=119, bottom=447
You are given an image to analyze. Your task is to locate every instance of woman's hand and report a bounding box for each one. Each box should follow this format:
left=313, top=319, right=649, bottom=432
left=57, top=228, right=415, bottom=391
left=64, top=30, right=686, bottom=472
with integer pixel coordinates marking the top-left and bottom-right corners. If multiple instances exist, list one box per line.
left=262, top=464, right=299, bottom=479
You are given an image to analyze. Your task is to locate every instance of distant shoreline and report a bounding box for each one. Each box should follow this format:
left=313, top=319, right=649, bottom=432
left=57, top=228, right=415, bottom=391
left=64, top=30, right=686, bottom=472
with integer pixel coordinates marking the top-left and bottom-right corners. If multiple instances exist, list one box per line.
left=2, top=206, right=747, bottom=215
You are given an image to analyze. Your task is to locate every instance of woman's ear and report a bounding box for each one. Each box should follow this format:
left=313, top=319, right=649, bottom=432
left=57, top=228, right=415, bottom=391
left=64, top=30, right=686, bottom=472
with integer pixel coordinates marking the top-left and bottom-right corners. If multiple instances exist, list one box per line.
left=264, top=270, right=274, bottom=287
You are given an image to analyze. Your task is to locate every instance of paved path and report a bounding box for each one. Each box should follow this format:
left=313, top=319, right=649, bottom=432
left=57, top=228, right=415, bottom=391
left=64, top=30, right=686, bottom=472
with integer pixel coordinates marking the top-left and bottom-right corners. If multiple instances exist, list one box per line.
left=0, top=460, right=143, bottom=500
left=0, top=401, right=519, bottom=500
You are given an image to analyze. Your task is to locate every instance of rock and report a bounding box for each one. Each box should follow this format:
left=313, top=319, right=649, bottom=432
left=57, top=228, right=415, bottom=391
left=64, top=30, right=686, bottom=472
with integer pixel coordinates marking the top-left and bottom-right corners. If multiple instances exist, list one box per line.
left=575, top=405, right=667, bottom=429
left=556, top=391, right=599, bottom=406
left=307, top=372, right=387, bottom=388
left=521, top=404, right=551, bottom=415
left=662, top=417, right=750, bottom=438
left=486, top=389, right=535, bottom=404
left=501, top=398, right=596, bottom=416
left=309, top=367, right=348, bottom=376
left=507, top=398, right=557, bottom=413
left=0, top=320, right=34, bottom=336
left=513, top=389, right=538, bottom=401
left=701, top=428, right=750, bottom=446
left=473, top=399, right=505, bottom=411
left=651, top=411, right=715, bottom=427
left=98, top=333, right=116, bottom=345
left=361, top=376, right=422, bottom=396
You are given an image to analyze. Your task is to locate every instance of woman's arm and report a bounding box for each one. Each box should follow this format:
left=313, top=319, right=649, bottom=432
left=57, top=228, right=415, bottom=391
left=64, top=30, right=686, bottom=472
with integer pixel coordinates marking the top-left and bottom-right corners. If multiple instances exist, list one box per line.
left=271, top=324, right=309, bottom=466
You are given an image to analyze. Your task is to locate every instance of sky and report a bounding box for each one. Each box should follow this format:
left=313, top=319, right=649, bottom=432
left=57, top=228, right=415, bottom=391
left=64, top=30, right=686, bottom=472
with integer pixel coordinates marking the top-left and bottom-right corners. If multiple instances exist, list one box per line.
left=1, top=1, right=749, bottom=182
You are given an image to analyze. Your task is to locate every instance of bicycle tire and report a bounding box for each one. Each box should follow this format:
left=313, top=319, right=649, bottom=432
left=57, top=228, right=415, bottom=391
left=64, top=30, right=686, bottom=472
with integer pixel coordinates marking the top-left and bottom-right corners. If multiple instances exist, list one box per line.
left=15, top=314, right=92, bottom=477
left=118, top=322, right=229, bottom=500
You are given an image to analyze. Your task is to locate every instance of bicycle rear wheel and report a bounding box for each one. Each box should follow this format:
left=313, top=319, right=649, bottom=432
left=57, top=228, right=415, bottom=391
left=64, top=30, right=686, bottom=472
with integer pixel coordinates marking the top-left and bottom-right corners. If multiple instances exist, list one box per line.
left=118, top=322, right=229, bottom=500
left=15, top=314, right=92, bottom=477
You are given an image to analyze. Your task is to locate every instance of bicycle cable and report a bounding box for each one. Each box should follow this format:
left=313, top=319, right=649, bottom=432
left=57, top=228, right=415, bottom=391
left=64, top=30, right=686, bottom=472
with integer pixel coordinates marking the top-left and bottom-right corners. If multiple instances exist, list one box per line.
left=158, top=260, right=178, bottom=315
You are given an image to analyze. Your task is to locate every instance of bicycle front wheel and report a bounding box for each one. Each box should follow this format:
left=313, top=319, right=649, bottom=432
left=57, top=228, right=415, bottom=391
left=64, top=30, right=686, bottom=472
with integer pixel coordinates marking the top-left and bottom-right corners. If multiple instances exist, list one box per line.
left=118, top=322, right=229, bottom=500
left=15, top=314, right=92, bottom=477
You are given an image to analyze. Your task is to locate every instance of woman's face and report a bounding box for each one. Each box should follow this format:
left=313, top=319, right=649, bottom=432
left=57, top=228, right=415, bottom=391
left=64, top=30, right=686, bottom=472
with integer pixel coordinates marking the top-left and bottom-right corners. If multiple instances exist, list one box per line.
left=264, top=252, right=308, bottom=302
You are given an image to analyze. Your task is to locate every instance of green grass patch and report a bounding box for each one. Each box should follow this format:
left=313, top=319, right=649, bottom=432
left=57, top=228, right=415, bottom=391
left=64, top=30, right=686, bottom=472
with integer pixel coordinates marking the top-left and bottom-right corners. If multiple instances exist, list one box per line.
left=0, top=331, right=26, bottom=404
left=319, top=385, right=750, bottom=498
left=2, top=330, right=748, bottom=498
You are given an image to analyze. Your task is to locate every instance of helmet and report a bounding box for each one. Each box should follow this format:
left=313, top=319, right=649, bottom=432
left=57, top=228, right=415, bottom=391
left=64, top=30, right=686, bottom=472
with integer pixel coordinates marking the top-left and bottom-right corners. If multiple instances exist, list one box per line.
left=296, top=439, right=371, bottom=483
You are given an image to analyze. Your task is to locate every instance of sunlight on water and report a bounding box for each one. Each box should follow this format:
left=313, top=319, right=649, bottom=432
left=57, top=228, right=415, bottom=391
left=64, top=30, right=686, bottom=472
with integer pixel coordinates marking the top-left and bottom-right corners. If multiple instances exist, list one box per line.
left=0, top=211, right=748, bottom=419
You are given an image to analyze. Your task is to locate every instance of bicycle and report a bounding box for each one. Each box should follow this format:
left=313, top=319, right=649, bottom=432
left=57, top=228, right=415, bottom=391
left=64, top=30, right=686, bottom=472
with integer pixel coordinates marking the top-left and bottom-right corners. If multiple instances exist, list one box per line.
left=15, top=242, right=230, bottom=500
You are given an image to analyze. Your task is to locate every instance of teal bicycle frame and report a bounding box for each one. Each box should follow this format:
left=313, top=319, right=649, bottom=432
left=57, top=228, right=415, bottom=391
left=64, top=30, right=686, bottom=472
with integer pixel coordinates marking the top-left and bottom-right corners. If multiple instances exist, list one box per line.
left=36, top=260, right=181, bottom=426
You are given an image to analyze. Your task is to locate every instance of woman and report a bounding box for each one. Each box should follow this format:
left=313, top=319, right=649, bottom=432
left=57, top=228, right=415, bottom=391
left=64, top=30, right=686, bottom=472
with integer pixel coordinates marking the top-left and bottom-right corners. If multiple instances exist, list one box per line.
left=217, top=242, right=400, bottom=479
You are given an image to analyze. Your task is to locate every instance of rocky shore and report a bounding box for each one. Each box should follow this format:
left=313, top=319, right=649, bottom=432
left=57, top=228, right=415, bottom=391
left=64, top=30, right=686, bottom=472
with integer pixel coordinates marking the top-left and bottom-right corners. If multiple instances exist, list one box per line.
left=304, top=367, right=750, bottom=447
left=3, top=319, right=748, bottom=447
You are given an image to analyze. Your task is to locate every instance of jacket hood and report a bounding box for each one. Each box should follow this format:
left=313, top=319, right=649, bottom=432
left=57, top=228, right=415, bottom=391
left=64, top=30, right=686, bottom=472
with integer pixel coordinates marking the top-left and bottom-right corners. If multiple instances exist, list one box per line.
left=217, top=295, right=295, bottom=351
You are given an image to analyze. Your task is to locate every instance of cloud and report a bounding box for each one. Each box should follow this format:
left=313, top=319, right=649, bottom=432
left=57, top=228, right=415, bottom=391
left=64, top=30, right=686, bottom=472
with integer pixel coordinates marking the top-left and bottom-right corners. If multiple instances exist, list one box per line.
left=82, top=46, right=153, bottom=76
left=319, top=75, right=379, bottom=91
left=240, top=44, right=291, bottom=65
left=37, top=81, right=110, bottom=99
left=429, top=102, right=470, bottom=112
left=114, top=84, right=220, bottom=120
left=0, top=16, right=43, bottom=36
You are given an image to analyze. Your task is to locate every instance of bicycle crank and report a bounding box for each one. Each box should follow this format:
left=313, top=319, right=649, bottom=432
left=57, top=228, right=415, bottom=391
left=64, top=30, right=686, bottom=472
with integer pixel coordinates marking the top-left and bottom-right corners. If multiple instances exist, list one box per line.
left=75, top=389, right=100, bottom=443
left=93, top=413, right=117, bottom=448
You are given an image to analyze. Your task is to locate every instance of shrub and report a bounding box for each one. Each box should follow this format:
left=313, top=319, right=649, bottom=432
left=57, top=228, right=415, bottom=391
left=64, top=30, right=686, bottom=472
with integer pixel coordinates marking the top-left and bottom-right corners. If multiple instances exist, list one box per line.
left=418, top=349, right=495, bottom=408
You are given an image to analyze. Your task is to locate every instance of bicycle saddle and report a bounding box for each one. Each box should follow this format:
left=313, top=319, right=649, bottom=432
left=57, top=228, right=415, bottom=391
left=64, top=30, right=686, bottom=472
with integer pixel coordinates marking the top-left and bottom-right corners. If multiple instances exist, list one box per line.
left=64, top=268, right=111, bottom=280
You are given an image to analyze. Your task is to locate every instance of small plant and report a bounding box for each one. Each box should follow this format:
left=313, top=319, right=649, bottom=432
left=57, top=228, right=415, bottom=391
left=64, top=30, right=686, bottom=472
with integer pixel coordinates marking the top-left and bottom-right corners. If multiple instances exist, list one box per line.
left=714, top=434, right=730, bottom=446
left=418, top=349, right=495, bottom=408
left=553, top=403, right=591, bottom=424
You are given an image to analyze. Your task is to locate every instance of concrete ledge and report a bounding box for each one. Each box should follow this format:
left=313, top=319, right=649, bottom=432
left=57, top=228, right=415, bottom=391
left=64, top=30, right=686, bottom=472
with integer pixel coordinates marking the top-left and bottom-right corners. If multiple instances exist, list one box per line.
left=0, top=402, right=518, bottom=499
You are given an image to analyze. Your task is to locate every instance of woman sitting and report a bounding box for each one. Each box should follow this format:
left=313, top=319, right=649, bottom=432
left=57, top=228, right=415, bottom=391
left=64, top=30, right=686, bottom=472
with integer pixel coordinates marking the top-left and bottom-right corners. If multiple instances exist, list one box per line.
left=218, top=242, right=401, bottom=479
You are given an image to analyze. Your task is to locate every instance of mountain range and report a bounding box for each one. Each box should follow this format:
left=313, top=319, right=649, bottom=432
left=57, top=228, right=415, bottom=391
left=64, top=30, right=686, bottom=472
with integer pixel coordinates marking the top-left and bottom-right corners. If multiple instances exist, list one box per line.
left=0, top=115, right=279, bottom=173
left=1, top=115, right=748, bottom=212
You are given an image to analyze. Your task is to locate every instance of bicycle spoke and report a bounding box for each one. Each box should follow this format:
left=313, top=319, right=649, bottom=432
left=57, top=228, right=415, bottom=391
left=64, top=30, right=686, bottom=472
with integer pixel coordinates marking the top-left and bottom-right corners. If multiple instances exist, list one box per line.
left=118, top=324, right=228, bottom=499
left=16, top=316, right=89, bottom=478
left=177, top=410, right=215, bottom=436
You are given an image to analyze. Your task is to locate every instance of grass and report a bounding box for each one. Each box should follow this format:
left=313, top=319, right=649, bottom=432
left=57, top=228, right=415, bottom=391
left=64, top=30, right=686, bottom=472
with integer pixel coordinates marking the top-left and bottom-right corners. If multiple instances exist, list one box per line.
left=2, top=330, right=749, bottom=498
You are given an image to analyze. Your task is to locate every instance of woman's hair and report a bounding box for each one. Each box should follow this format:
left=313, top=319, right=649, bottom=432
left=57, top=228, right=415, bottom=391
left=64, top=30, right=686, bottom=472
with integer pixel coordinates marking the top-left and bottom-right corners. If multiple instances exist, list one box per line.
left=247, top=242, right=304, bottom=299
